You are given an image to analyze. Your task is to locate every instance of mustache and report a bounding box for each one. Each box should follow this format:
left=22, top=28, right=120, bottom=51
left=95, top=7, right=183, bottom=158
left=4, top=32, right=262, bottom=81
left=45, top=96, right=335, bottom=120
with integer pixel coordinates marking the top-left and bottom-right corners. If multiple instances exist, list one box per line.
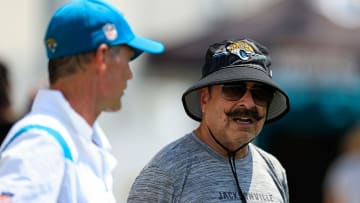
left=225, top=107, right=263, bottom=121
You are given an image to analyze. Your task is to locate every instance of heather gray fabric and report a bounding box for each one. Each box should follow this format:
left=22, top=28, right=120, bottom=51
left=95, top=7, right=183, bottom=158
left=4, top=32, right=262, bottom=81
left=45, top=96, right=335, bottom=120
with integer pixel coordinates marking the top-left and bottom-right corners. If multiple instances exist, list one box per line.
left=127, top=133, right=289, bottom=203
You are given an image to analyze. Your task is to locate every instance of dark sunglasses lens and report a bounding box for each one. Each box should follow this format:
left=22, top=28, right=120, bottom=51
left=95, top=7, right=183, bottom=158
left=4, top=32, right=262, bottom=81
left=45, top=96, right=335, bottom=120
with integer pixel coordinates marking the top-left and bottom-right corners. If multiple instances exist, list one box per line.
left=222, top=84, right=274, bottom=106
left=251, top=87, right=274, bottom=106
left=221, top=84, right=247, bottom=101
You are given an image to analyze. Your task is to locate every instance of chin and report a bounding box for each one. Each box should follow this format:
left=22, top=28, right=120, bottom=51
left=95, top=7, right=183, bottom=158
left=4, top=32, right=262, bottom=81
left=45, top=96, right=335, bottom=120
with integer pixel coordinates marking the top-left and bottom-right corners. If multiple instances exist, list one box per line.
left=233, top=131, right=257, bottom=141
left=104, top=105, right=122, bottom=112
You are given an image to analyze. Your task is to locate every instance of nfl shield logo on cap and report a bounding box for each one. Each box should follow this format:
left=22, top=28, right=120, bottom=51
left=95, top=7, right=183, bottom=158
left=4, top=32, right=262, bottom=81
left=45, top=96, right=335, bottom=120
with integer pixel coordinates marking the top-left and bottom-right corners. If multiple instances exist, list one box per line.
left=103, top=23, right=118, bottom=41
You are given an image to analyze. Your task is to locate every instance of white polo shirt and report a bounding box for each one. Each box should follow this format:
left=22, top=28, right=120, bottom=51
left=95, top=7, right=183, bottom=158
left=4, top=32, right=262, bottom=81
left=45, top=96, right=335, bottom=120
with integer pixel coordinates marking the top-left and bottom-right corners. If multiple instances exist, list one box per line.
left=0, top=89, right=117, bottom=203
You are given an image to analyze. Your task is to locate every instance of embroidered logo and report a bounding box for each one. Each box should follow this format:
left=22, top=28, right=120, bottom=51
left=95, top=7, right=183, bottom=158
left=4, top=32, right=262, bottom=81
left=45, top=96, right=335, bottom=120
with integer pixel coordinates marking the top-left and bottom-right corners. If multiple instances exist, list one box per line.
left=210, top=40, right=272, bottom=77
left=227, top=41, right=255, bottom=61
left=212, top=40, right=256, bottom=61
left=103, top=23, right=118, bottom=41
left=46, top=38, right=58, bottom=53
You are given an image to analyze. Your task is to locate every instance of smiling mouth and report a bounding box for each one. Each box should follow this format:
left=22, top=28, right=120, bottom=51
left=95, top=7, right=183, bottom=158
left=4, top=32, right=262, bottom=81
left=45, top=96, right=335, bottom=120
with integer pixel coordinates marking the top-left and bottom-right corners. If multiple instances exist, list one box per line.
left=232, top=116, right=255, bottom=124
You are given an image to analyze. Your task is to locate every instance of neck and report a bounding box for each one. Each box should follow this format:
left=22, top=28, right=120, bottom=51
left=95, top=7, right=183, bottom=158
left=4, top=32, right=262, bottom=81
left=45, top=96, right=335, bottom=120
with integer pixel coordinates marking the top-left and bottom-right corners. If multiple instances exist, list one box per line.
left=50, top=75, right=99, bottom=125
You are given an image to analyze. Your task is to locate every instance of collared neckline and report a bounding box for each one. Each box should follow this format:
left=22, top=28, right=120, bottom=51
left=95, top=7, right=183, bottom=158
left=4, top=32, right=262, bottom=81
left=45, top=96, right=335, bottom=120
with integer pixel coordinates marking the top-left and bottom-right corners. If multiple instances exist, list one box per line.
left=31, top=89, right=111, bottom=150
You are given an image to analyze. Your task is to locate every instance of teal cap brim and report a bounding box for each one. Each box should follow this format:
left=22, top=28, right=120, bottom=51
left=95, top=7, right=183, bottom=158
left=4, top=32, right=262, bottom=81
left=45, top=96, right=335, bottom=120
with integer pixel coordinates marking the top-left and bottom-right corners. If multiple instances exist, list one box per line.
left=128, top=35, right=165, bottom=60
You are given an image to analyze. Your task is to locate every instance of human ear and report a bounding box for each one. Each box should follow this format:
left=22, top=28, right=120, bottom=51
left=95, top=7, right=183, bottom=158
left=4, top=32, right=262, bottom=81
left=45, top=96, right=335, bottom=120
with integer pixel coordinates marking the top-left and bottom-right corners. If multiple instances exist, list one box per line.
left=94, top=44, right=109, bottom=74
left=95, top=44, right=109, bottom=64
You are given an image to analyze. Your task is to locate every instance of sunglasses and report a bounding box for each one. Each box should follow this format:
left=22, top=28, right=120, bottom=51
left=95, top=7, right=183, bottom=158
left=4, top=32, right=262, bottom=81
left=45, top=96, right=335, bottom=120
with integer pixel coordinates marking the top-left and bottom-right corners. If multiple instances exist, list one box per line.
left=221, top=82, right=274, bottom=106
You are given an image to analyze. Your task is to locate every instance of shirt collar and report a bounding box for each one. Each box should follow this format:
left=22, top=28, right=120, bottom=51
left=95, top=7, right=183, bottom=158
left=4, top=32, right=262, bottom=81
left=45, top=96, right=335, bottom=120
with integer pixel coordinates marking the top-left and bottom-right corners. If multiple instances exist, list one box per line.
left=31, top=89, right=111, bottom=150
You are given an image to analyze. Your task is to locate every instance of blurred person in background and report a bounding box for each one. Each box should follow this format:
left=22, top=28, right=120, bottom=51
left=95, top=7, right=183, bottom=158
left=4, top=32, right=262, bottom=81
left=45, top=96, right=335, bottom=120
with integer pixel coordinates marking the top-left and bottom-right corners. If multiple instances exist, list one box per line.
left=0, top=0, right=164, bottom=202
left=323, top=123, right=360, bottom=203
left=128, top=38, right=290, bottom=203
left=0, top=61, right=16, bottom=143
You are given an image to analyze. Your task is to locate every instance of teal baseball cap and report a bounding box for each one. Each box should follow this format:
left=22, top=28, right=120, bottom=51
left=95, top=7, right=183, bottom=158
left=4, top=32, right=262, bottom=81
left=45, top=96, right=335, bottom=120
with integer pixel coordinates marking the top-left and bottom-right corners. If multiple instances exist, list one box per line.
left=44, top=0, right=164, bottom=60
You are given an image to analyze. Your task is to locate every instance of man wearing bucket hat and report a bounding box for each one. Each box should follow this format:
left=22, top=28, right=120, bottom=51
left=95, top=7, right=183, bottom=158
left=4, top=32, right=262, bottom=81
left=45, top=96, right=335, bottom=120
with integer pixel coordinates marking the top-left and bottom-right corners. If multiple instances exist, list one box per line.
left=128, top=38, right=290, bottom=202
left=0, top=0, right=164, bottom=202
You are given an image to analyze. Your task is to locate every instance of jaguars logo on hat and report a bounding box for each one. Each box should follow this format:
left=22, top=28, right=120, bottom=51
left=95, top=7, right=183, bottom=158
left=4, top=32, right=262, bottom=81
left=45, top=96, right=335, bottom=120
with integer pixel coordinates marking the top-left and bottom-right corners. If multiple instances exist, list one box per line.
left=46, top=38, right=58, bottom=53
left=227, top=41, right=255, bottom=61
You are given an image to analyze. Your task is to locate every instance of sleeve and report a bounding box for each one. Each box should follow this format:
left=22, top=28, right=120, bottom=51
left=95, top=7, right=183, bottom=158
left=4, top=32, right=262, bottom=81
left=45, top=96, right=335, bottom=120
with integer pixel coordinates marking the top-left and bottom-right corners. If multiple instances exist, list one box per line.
left=0, top=131, right=66, bottom=203
left=127, top=165, right=175, bottom=203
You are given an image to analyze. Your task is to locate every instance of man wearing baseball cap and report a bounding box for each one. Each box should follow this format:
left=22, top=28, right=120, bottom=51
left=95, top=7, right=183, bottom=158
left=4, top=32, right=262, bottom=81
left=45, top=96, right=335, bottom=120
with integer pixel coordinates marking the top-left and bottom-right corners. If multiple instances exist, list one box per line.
left=128, top=38, right=290, bottom=202
left=0, top=0, right=164, bottom=202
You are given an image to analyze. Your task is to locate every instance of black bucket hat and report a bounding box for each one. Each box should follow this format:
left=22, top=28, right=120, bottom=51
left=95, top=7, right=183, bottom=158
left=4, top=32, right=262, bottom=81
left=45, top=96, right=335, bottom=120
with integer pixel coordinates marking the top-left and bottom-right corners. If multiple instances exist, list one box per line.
left=182, top=38, right=290, bottom=123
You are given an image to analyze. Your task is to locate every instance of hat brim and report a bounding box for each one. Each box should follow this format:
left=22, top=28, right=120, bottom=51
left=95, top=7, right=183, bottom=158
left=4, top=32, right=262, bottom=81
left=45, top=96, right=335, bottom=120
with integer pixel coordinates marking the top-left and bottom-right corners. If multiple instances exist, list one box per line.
left=182, top=64, right=290, bottom=123
left=128, top=35, right=165, bottom=60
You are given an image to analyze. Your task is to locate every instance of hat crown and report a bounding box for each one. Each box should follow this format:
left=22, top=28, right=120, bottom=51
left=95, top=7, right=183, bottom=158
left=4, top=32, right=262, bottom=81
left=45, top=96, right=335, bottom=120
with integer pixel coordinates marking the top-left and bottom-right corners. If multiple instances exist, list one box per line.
left=202, top=39, right=272, bottom=78
left=44, top=0, right=135, bottom=59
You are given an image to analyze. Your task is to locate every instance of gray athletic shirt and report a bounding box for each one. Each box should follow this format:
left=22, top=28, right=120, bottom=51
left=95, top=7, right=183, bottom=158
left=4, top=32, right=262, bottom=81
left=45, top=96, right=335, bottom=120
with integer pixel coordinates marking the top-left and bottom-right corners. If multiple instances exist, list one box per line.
left=127, top=132, right=289, bottom=203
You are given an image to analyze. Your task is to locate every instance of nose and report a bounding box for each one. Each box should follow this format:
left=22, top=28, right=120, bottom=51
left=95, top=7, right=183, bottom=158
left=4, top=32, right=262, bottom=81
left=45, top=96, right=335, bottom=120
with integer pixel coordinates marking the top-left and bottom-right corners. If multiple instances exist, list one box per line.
left=238, top=88, right=256, bottom=108
left=127, top=64, right=133, bottom=80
